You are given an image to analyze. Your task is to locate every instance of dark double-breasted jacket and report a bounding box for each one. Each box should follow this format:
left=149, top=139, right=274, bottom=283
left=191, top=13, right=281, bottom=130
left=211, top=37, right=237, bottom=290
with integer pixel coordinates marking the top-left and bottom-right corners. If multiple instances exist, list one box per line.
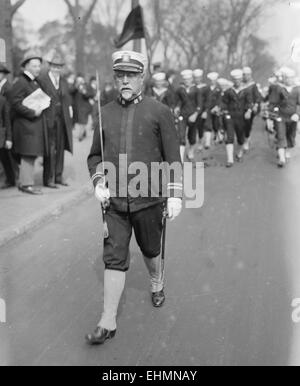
left=88, top=95, right=183, bottom=213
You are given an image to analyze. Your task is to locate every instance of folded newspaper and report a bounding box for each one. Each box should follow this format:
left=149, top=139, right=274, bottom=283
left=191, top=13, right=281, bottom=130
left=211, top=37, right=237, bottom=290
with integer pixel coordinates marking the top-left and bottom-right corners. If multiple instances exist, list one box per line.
left=22, top=88, right=51, bottom=112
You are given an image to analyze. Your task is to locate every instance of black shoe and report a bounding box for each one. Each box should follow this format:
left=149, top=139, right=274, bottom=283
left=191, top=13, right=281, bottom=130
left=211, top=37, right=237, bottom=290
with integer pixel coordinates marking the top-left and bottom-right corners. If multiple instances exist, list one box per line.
left=226, top=162, right=234, bottom=168
left=1, top=182, right=15, bottom=189
left=152, top=289, right=166, bottom=308
left=44, top=183, right=58, bottom=189
left=85, top=327, right=116, bottom=346
left=278, top=161, right=286, bottom=168
left=19, top=186, right=43, bottom=195
left=56, top=181, right=69, bottom=187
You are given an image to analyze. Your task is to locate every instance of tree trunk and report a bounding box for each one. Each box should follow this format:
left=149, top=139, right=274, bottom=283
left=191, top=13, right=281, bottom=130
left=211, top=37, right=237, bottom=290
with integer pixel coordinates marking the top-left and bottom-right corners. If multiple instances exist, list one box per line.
left=75, top=24, right=86, bottom=74
left=0, top=0, right=13, bottom=72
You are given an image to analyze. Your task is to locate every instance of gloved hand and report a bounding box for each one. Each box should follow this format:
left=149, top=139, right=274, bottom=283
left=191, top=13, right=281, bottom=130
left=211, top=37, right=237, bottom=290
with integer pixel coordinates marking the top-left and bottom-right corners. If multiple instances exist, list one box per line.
left=266, top=119, right=274, bottom=134
left=291, top=114, right=299, bottom=122
left=5, top=140, right=12, bottom=150
left=201, top=111, right=208, bottom=120
left=95, top=182, right=110, bottom=208
left=167, top=198, right=182, bottom=221
left=188, top=112, right=198, bottom=123
left=244, top=109, right=252, bottom=120
left=211, top=106, right=220, bottom=115
left=253, top=104, right=259, bottom=114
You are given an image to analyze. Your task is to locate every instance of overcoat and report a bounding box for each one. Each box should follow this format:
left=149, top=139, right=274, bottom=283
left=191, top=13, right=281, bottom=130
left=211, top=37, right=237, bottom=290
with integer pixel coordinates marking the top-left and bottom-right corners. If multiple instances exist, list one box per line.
left=0, top=95, right=11, bottom=148
left=10, top=73, right=47, bottom=157
left=38, top=73, right=73, bottom=153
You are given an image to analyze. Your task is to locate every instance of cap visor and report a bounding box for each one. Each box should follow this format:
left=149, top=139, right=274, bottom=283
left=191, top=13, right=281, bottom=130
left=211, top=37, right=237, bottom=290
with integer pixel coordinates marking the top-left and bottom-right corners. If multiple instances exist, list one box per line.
left=113, top=65, right=142, bottom=73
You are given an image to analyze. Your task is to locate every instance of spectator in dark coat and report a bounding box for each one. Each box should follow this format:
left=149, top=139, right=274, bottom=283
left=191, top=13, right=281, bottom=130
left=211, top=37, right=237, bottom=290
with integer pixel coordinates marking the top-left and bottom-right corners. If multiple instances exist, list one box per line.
left=0, top=64, right=11, bottom=98
left=0, top=64, right=16, bottom=188
left=0, top=94, right=15, bottom=188
left=10, top=50, right=47, bottom=195
left=38, top=50, right=74, bottom=188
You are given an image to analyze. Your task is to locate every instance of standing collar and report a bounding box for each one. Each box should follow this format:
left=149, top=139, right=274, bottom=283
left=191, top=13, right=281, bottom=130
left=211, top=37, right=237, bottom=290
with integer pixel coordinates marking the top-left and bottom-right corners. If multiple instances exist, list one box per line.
left=118, top=92, right=143, bottom=106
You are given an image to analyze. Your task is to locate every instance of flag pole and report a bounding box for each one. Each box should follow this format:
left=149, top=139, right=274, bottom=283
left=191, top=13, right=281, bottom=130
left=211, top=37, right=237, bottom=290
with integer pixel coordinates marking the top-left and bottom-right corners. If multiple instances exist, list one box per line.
left=132, top=0, right=142, bottom=52
left=140, top=5, right=152, bottom=76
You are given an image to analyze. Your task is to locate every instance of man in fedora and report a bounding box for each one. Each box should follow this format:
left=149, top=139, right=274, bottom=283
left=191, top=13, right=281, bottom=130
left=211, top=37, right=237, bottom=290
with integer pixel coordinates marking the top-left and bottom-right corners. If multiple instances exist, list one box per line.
left=10, top=50, right=46, bottom=195
left=38, top=50, right=73, bottom=188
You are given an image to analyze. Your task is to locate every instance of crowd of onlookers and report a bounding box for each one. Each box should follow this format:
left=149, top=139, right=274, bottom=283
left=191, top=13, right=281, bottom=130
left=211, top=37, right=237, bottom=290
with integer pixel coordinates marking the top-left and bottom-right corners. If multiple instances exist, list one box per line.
left=0, top=48, right=118, bottom=194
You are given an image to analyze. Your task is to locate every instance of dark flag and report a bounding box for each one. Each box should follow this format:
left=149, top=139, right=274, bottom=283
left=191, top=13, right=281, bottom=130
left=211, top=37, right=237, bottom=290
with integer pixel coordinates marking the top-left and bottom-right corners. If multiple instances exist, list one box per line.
left=114, top=5, right=145, bottom=49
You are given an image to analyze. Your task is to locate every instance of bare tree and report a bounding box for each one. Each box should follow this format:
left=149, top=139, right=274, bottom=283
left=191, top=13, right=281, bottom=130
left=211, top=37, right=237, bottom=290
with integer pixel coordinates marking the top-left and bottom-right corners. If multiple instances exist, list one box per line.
left=64, top=0, right=98, bottom=73
left=95, top=0, right=128, bottom=30
left=0, top=0, right=26, bottom=71
left=144, top=0, right=279, bottom=74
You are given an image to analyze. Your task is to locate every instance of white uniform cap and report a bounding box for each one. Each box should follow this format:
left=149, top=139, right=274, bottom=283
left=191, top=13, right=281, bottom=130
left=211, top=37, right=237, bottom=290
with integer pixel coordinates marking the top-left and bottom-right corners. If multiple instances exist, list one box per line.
left=217, top=78, right=227, bottom=86
left=268, top=76, right=277, bottom=85
left=243, top=67, right=252, bottom=75
left=280, top=66, right=296, bottom=78
left=181, top=69, right=193, bottom=80
left=207, top=72, right=219, bottom=81
left=230, top=69, right=243, bottom=80
left=112, top=50, right=148, bottom=73
left=193, top=69, right=204, bottom=77
left=152, top=72, right=166, bottom=81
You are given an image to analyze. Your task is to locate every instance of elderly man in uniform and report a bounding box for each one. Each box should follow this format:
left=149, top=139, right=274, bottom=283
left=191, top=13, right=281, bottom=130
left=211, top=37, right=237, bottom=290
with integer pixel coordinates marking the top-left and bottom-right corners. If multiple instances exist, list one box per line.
left=38, top=50, right=73, bottom=188
left=10, top=50, right=47, bottom=195
left=242, top=67, right=262, bottom=152
left=222, top=69, right=253, bottom=167
left=86, top=51, right=183, bottom=345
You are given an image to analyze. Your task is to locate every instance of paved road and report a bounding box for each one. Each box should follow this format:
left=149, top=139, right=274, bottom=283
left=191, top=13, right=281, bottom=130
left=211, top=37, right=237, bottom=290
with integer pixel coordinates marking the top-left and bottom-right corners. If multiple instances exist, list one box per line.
left=1, top=121, right=300, bottom=366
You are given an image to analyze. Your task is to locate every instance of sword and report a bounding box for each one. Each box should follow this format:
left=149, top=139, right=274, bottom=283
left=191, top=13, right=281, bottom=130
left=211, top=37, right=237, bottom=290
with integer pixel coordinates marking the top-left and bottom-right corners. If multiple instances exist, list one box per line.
left=96, top=71, right=110, bottom=239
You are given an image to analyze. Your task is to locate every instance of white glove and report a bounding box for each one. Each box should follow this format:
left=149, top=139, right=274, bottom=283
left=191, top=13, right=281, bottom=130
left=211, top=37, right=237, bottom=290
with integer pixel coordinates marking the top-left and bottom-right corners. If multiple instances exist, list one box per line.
left=211, top=106, right=220, bottom=115
left=5, top=140, right=12, bottom=150
left=291, top=114, right=299, bottom=122
left=188, top=112, right=198, bottom=123
left=253, top=104, right=259, bottom=114
left=95, top=183, right=110, bottom=207
left=244, top=110, right=252, bottom=120
left=167, top=198, right=182, bottom=221
left=266, top=119, right=274, bottom=134
left=201, top=111, right=208, bottom=120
